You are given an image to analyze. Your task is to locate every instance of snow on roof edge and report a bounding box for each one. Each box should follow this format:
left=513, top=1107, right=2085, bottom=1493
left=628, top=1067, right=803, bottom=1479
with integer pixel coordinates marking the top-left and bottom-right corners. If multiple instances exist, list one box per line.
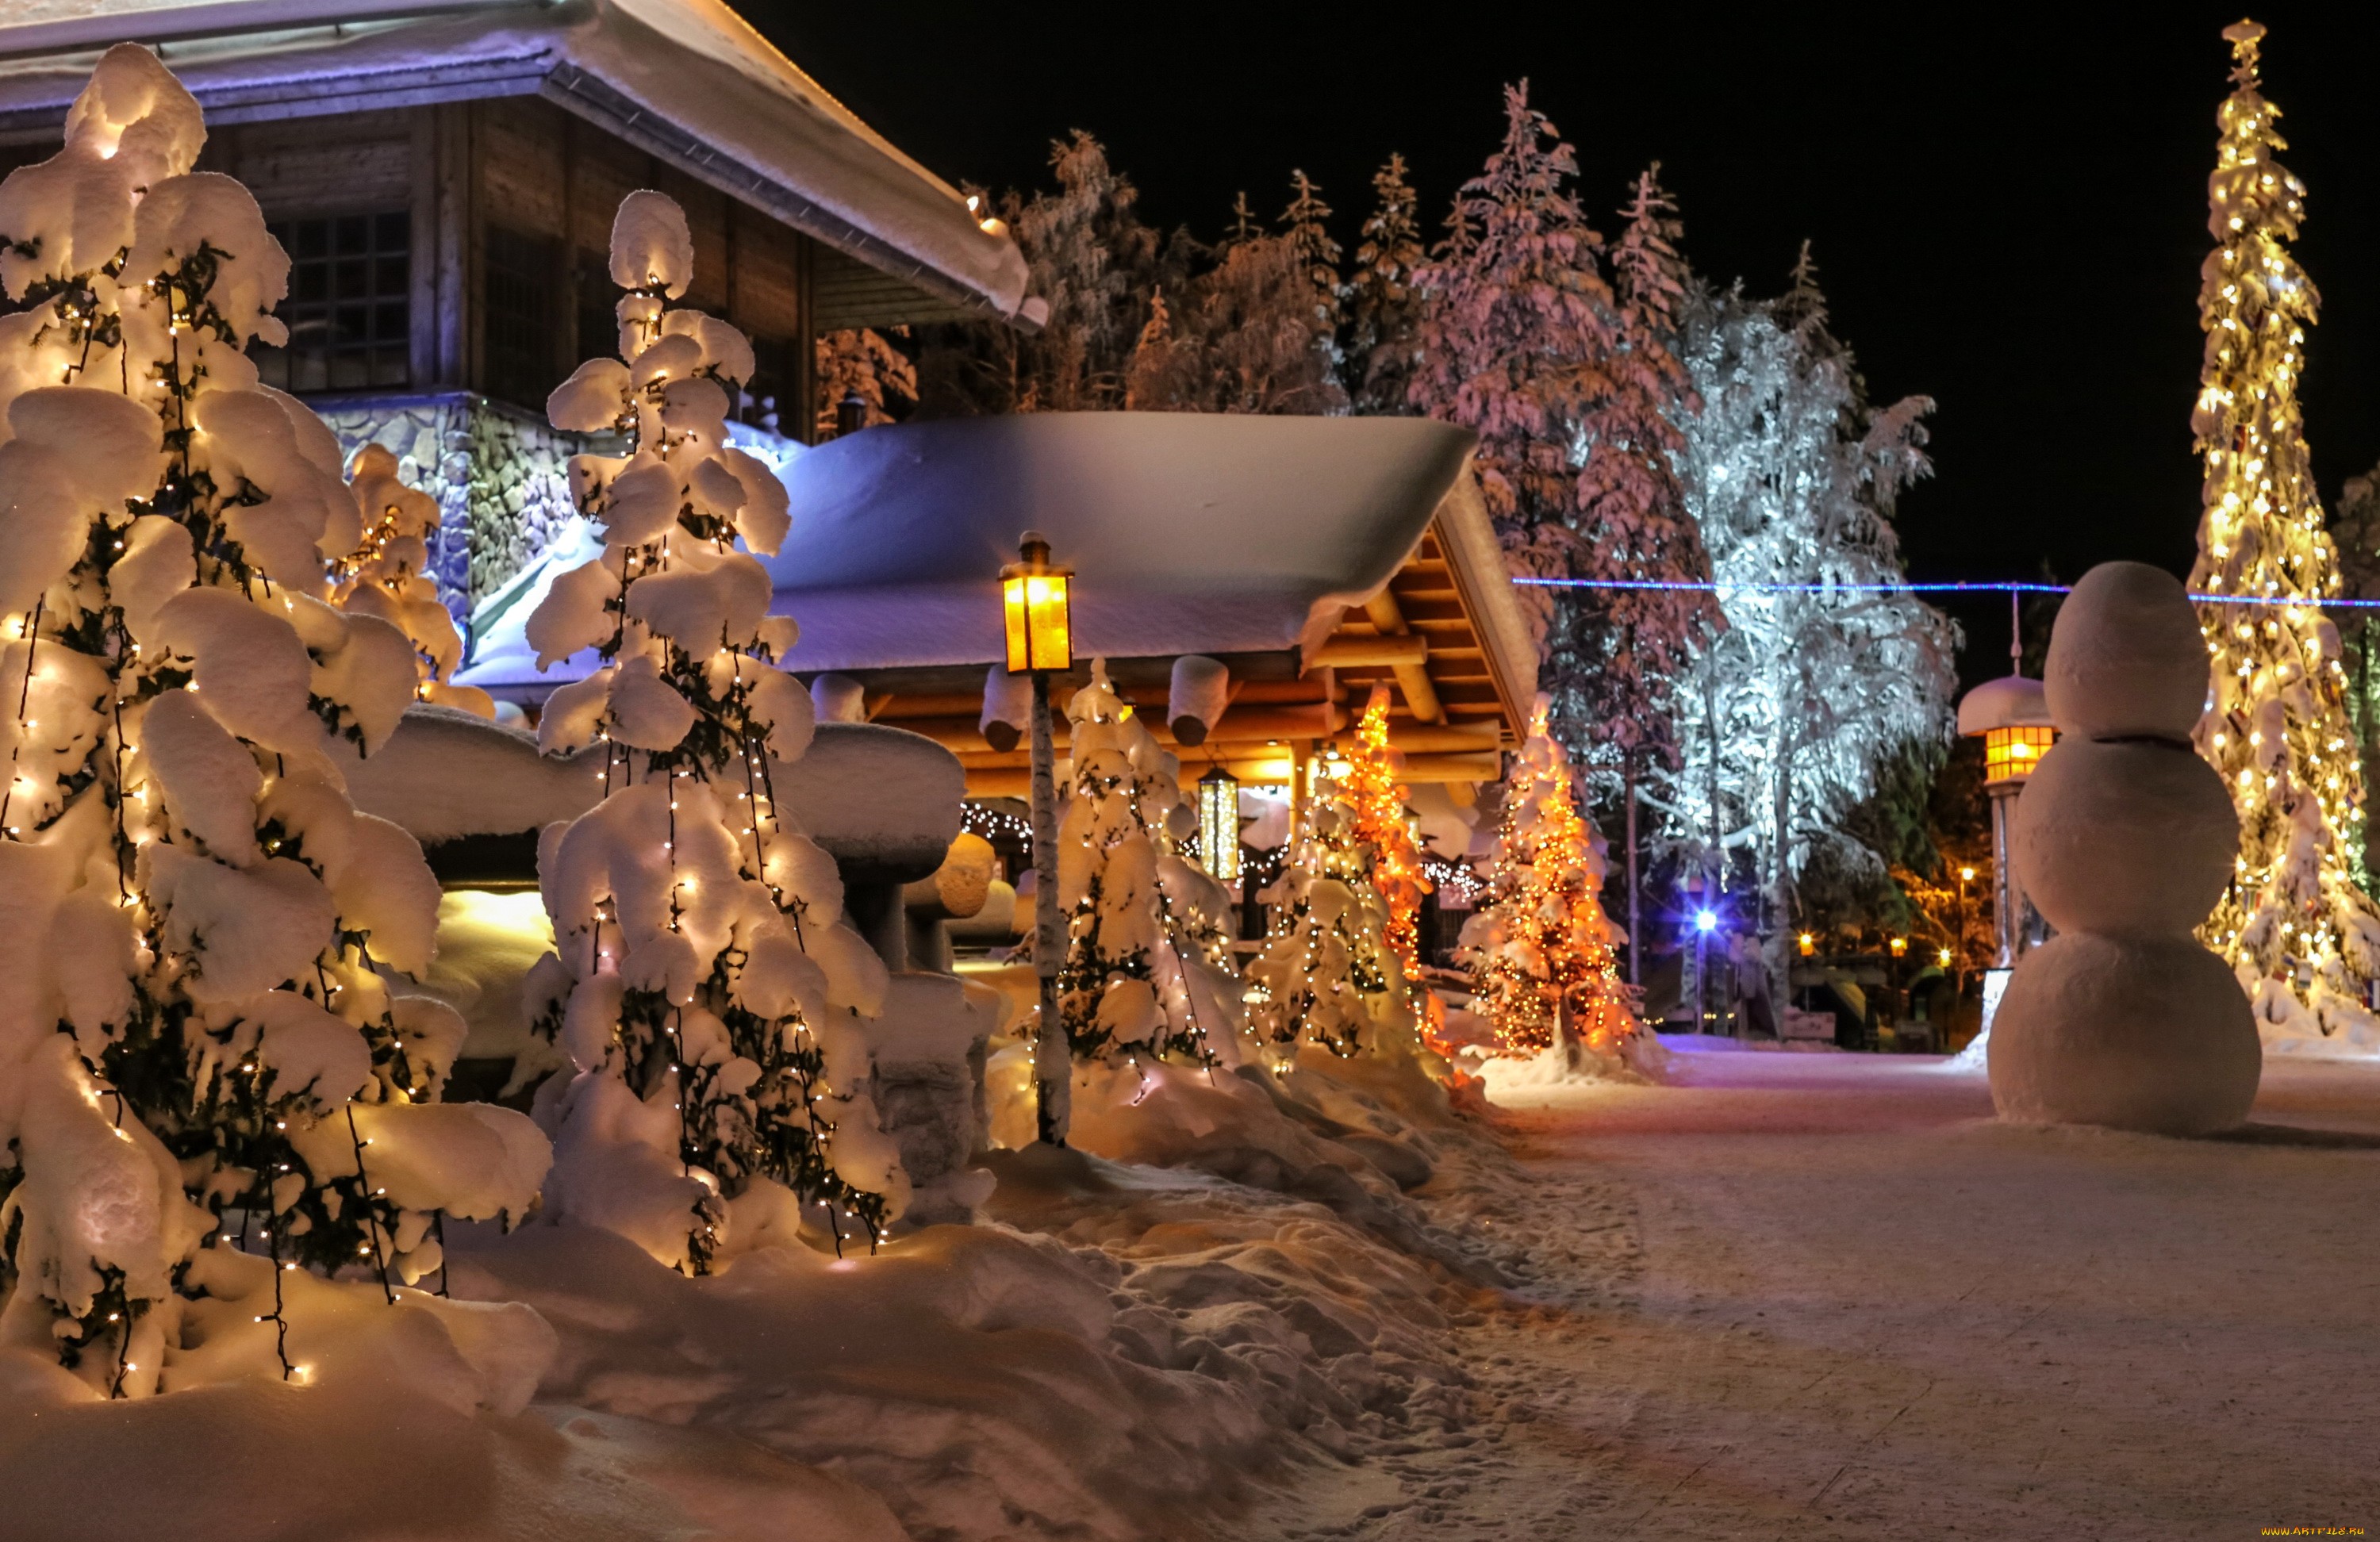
left=0, top=0, right=1031, bottom=320
left=1429, top=465, right=1540, bottom=726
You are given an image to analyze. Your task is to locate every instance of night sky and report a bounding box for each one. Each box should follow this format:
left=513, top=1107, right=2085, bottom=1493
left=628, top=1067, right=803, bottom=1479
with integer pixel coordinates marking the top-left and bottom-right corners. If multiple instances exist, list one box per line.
left=746, top=3, right=2380, bottom=687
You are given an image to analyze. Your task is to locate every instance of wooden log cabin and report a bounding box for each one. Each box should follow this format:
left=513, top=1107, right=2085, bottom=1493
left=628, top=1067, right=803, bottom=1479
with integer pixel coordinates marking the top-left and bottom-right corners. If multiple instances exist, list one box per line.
left=458, top=411, right=1541, bottom=821
left=0, top=0, right=1035, bottom=614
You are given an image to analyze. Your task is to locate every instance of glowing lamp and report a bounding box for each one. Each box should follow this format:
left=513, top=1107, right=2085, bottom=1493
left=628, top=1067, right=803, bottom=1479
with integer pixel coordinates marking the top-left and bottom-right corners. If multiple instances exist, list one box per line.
left=1694, top=909, right=1718, bottom=934
left=1890, top=936, right=1908, bottom=958
left=1000, top=531, right=1073, bottom=673
left=1960, top=865, right=1977, bottom=883
left=1797, top=932, right=1815, bottom=957
left=1196, top=765, right=1241, bottom=884
left=1983, top=723, right=2056, bottom=785
left=1938, top=947, right=1954, bottom=967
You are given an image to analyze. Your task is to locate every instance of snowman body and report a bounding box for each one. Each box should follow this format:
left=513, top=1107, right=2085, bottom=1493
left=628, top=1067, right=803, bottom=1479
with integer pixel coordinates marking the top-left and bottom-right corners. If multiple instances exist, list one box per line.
left=1988, top=562, right=2261, bottom=1134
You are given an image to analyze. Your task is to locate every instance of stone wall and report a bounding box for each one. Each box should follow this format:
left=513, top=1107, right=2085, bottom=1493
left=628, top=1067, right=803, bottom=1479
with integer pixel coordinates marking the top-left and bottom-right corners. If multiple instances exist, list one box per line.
left=314, top=391, right=579, bottom=621
left=313, top=392, right=800, bottom=651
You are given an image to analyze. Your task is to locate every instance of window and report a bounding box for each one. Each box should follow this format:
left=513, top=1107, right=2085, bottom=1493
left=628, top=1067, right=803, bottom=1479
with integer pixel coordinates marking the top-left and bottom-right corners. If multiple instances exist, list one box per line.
left=253, top=210, right=410, bottom=393
left=483, top=224, right=559, bottom=409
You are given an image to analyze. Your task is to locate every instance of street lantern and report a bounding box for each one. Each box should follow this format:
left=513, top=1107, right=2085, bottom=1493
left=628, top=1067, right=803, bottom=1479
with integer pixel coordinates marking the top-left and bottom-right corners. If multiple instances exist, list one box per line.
left=1957, top=671, right=2054, bottom=984
left=1196, top=764, right=1241, bottom=884
left=1000, top=531, right=1072, bottom=674
left=1001, top=531, right=1073, bottom=1146
left=1797, top=932, right=1816, bottom=957
left=1982, top=723, right=2056, bottom=785
left=1890, top=936, right=1908, bottom=958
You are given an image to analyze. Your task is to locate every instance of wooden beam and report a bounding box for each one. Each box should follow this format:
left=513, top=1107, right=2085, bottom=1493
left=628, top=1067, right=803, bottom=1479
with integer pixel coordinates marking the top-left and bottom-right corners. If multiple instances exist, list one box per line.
left=1397, top=751, right=1503, bottom=783
left=920, top=701, right=1338, bottom=757
left=1361, top=589, right=1445, bottom=724
left=1313, top=632, right=1428, bottom=667
left=968, top=753, right=1298, bottom=799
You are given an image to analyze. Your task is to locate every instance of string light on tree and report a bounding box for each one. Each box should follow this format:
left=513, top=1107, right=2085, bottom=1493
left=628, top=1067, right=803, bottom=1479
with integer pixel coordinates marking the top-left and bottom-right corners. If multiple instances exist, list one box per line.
left=2187, top=18, right=2380, bottom=1039
left=1458, top=698, right=1643, bottom=1067
left=520, top=189, right=900, bottom=1269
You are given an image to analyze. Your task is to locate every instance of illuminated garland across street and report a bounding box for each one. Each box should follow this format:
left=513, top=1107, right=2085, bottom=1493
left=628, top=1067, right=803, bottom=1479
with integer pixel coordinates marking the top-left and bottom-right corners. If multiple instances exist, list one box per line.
left=1516, top=577, right=2380, bottom=609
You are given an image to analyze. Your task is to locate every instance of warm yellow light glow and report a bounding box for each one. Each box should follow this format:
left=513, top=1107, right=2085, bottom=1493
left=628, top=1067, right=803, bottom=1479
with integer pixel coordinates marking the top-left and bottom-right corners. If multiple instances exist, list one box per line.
left=2190, top=19, right=2380, bottom=1010
left=1000, top=535, right=1073, bottom=673
left=1983, top=723, right=2056, bottom=784
left=1797, top=932, right=1815, bottom=957
left=1196, top=764, right=1241, bottom=884
left=1889, top=936, right=1908, bottom=958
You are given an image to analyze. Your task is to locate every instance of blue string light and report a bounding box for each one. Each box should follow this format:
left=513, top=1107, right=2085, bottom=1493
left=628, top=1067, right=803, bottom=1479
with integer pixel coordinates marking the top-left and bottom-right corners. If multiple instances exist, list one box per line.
left=1514, top=577, right=2380, bottom=608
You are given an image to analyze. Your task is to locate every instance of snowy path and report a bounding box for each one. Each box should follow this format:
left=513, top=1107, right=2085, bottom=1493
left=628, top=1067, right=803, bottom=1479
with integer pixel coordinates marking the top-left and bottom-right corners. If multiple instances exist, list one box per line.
left=1253, top=1047, right=2380, bottom=1540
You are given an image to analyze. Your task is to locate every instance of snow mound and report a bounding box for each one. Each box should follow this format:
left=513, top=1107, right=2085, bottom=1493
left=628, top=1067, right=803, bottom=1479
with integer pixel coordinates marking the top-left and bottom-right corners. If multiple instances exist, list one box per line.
left=1475, top=1034, right=1669, bottom=1099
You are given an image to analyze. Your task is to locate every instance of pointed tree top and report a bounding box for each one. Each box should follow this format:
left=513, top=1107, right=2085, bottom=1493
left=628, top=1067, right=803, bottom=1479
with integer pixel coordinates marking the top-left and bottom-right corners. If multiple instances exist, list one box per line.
left=2224, top=18, right=2264, bottom=85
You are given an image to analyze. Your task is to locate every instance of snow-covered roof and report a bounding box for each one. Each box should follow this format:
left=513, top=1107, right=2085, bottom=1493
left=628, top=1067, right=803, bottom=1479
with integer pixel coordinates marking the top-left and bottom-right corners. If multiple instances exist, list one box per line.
left=1956, top=673, right=2051, bottom=735
left=759, top=412, right=1482, bottom=675
left=460, top=412, right=1514, bottom=725
left=0, top=0, right=1034, bottom=324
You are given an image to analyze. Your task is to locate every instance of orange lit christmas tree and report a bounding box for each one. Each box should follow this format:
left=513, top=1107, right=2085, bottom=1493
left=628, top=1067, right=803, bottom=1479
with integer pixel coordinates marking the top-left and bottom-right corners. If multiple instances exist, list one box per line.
left=1343, top=686, right=1433, bottom=980
left=1459, top=699, right=1641, bottom=1062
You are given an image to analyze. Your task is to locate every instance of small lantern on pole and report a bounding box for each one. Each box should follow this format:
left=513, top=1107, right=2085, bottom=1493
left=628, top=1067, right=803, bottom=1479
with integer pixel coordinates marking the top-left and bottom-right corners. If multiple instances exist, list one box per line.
left=1958, top=600, right=2056, bottom=1033
left=1196, top=764, right=1241, bottom=884
left=1001, top=530, right=1073, bottom=1145
left=1000, top=531, right=1073, bottom=674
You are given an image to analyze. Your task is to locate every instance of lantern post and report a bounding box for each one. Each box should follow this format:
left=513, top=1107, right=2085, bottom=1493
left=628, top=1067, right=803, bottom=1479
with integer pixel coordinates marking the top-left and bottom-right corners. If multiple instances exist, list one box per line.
left=1000, top=531, right=1073, bottom=1145
left=1955, top=605, right=2056, bottom=1032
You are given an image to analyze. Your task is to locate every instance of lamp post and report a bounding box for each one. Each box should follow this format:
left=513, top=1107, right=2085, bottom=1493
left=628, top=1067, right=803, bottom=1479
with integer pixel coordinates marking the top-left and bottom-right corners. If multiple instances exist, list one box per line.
left=1955, top=602, right=2055, bottom=1034
left=1000, top=531, right=1073, bottom=1145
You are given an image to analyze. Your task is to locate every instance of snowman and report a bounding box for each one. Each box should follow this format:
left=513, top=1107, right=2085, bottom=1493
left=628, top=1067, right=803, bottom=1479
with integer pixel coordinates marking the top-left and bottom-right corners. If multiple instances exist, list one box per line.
left=1989, top=562, right=2261, bottom=1134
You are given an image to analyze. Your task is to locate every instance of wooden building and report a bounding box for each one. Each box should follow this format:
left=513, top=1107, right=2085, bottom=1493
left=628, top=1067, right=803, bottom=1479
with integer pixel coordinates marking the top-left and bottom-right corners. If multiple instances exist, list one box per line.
left=458, top=411, right=1541, bottom=815
left=0, top=0, right=1035, bottom=611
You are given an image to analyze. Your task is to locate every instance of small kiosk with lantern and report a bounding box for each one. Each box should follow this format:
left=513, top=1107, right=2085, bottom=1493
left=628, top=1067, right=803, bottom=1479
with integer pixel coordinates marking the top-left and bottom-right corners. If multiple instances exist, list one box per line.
left=1956, top=669, right=2057, bottom=1028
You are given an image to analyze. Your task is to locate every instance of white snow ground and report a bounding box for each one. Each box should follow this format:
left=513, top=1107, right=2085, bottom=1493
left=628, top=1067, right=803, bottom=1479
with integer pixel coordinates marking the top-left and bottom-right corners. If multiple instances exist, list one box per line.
left=6, top=1038, right=2374, bottom=1538
left=1249, top=1038, right=2380, bottom=1540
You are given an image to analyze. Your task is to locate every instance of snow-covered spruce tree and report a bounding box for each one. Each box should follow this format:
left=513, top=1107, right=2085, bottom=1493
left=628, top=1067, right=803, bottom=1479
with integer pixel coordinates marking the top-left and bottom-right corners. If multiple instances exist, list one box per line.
left=1246, top=765, right=1415, bottom=1064
left=1552, top=163, right=1719, bottom=777
left=1050, top=665, right=1244, bottom=1074
left=1658, top=258, right=1956, bottom=1012
left=1123, top=196, right=1345, bottom=416
left=1280, top=170, right=1344, bottom=342
left=2187, top=20, right=2380, bottom=1039
left=1459, top=700, right=1642, bottom=1068
left=2331, top=465, right=2380, bottom=885
left=0, top=46, right=542, bottom=1396
left=1411, top=79, right=1616, bottom=639
left=523, top=191, right=897, bottom=1271
left=334, top=443, right=493, bottom=717
left=813, top=325, right=916, bottom=437
left=1346, top=155, right=1425, bottom=417
left=1411, top=86, right=1717, bottom=777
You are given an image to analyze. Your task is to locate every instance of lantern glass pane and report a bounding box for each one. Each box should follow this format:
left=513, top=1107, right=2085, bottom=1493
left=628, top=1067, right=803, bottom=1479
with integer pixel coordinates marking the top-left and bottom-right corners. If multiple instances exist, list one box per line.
left=1001, top=576, right=1031, bottom=673
left=1024, top=574, right=1071, bottom=672
left=1984, top=723, right=2056, bottom=784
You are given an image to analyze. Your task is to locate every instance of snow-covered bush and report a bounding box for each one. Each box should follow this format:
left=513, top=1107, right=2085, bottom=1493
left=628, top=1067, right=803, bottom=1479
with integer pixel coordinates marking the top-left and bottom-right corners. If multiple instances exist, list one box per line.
left=0, top=45, right=545, bottom=1398
left=519, top=190, right=896, bottom=1270
left=333, top=442, right=492, bottom=718
left=1051, top=664, right=1243, bottom=1072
